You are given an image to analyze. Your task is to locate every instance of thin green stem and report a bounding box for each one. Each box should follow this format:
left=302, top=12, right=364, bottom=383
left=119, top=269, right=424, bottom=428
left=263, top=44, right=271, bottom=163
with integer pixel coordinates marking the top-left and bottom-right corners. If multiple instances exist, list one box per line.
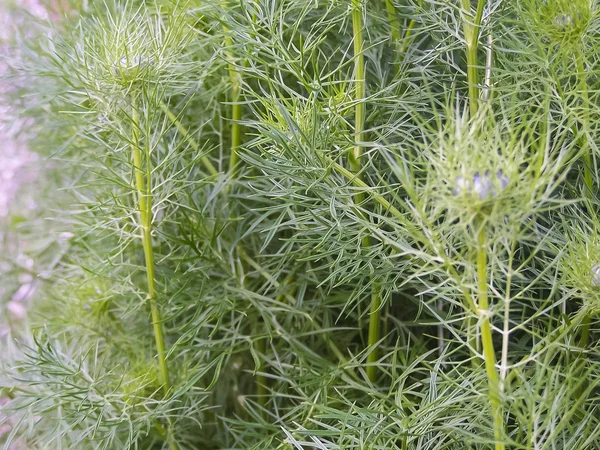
left=482, top=30, right=494, bottom=103
left=255, top=273, right=294, bottom=415
left=351, top=0, right=382, bottom=382
left=384, top=0, right=401, bottom=47
left=400, top=19, right=416, bottom=56
left=499, top=240, right=516, bottom=390
left=580, top=314, right=591, bottom=347
left=477, top=226, right=504, bottom=450
left=225, top=33, right=243, bottom=175
left=131, top=104, right=177, bottom=450
left=350, top=0, right=365, bottom=178
left=366, top=281, right=382, bottom=381
left=131, top=106, right=170, bottom=394
left=461, top=0, right=485, bottom=118
left=399, top=0, right=422, bottom=60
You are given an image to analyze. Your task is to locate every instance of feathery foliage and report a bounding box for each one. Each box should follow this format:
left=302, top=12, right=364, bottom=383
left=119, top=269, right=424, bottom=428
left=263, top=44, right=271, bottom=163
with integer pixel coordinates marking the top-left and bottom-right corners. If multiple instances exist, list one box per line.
left=2, top=0, right=600, bottom=448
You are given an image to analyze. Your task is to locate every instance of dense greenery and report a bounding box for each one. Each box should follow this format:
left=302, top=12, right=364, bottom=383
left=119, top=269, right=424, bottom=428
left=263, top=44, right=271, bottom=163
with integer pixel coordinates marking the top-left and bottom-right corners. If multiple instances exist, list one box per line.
left=2, top=0, right=600, bottom=448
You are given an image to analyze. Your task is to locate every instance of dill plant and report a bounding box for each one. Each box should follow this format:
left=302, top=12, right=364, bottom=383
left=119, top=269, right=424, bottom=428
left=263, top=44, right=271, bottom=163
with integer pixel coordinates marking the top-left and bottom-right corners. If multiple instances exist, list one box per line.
left=2, top=0, right=600, bottom=449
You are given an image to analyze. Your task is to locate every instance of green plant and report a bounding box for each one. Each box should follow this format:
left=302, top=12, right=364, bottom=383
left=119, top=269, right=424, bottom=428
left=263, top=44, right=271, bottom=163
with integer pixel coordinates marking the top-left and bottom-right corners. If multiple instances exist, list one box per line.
left=2, top=0, right=600, bottom=449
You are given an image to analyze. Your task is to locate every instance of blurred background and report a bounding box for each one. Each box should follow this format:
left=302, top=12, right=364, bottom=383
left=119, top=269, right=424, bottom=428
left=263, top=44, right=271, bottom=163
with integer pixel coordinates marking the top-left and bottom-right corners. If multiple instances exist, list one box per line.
left=0, top=1, right=73, bottom=447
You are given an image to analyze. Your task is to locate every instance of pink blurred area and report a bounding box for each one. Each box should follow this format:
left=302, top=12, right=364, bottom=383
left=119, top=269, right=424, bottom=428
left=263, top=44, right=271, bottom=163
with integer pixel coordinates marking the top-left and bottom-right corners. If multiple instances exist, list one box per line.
left=0, top=2, right=59, bottom=448
left=0, top=0, right=47, bottom=218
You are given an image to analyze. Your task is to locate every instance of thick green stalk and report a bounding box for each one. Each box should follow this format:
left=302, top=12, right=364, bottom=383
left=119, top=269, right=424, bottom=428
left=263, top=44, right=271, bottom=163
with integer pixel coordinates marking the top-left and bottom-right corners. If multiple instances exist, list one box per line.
left=461, top=0, right=485, bottom=118
left=131, top=105, right=177, bottom=449
left=131, top=106, right=171, bottom=394
left=477, top=226, right=504, bottom=450
left=351, top=0, right=382, bottom=383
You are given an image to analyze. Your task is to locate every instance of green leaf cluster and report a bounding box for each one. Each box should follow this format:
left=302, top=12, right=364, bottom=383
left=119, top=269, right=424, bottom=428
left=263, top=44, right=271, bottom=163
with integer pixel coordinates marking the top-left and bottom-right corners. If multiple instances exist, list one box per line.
left=2, top=0, right=600, bottom=449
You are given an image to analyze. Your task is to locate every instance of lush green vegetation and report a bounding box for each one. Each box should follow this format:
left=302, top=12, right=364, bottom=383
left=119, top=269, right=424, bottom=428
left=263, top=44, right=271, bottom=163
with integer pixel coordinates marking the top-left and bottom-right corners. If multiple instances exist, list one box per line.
left=2, top=0, right=600, bottom=448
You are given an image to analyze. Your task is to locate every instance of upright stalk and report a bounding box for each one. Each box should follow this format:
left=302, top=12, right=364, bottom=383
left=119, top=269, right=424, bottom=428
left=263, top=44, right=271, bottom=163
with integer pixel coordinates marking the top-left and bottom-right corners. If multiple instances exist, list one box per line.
left=131, top=104, right=171, bottom=394
left=384, top=0, right=401, bottom=47
left=398, top=0, right=422, bottom=61
left=350, top=0, right=365, bottom=179
left=460, top=0, right=485, bottom=118
left=131, top=103, right=177, bottom=449
left=476, top=225, right=504, bottom=450
left=461, top=0, right=487, bottom=366
left=351, top=0, right=382, bottom=382
left=225, top=34, right=243, bottom=174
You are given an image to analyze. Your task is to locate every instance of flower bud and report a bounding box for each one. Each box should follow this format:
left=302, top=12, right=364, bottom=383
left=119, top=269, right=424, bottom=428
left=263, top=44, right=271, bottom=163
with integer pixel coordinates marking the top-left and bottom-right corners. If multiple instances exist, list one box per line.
left=453, top=170, right=509, bottom=200
left=473, top=171, right=493, bottom=199
left=554, top=14, right=574, bottom=29
left=112, top=55, right=154, bottom=82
